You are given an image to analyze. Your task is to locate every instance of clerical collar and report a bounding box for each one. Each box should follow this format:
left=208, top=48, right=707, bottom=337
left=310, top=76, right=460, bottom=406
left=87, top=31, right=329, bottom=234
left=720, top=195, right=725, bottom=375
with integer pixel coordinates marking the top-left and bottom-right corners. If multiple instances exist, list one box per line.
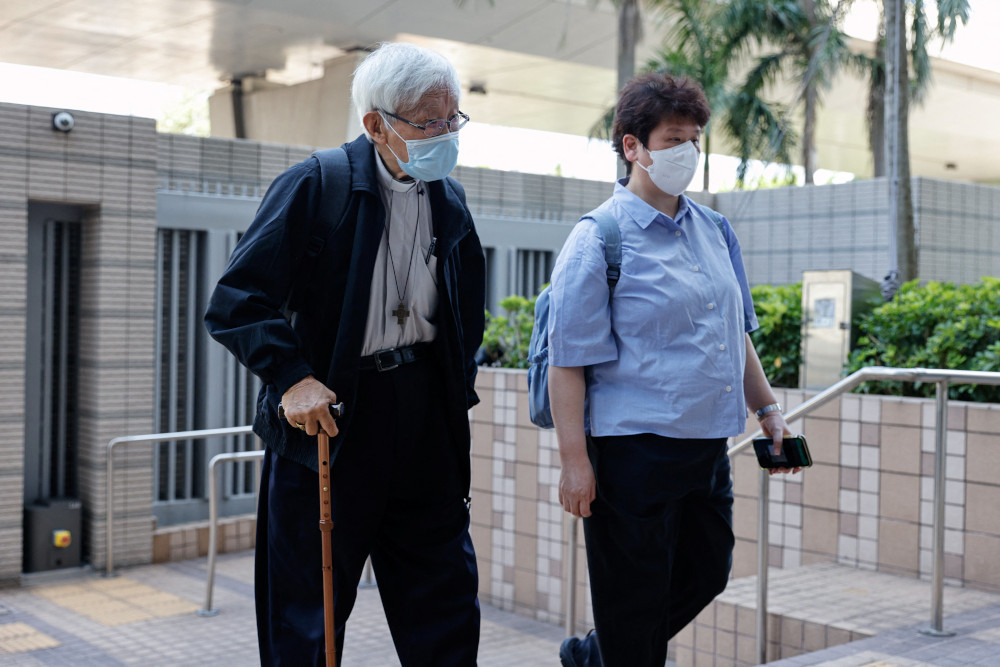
left=373, top=144, right=420, bottom=193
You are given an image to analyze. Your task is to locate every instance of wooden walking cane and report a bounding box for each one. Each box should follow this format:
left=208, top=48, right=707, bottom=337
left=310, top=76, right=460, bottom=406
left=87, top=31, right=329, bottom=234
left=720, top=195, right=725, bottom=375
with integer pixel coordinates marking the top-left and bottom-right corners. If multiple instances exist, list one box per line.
left=318, top=403, right=344, bottom=667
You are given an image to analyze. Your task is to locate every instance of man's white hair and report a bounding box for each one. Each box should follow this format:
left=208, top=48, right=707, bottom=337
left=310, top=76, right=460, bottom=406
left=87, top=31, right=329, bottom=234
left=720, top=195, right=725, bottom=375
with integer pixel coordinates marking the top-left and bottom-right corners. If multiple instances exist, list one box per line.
left=352, top=42, right=461, bottom=139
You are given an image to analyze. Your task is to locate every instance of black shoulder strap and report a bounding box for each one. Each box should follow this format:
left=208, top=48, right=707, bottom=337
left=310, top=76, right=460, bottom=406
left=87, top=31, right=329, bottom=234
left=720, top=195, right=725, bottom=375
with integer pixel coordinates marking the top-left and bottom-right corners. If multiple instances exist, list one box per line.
left=583, top=207, right=623, bottom=296
left=308, top=147, right=353, bottom=255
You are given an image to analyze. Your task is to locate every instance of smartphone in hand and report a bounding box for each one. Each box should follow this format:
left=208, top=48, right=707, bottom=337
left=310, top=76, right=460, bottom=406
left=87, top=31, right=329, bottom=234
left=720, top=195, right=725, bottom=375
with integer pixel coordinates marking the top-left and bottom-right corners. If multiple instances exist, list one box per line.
left=752, top=434, right=812, bottom=469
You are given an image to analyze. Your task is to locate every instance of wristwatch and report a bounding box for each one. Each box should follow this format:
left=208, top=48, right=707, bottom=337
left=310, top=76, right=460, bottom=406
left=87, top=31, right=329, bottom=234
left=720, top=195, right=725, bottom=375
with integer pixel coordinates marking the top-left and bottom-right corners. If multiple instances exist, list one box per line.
left=755, top=403, right=782, bottom=419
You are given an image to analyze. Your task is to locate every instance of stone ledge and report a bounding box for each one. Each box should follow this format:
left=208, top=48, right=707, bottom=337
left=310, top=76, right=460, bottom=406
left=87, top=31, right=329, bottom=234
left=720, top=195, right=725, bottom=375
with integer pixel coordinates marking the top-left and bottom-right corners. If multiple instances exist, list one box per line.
left=152, top=515, right=255, bottom=563
left=672, top=561, right=1000, bottom=666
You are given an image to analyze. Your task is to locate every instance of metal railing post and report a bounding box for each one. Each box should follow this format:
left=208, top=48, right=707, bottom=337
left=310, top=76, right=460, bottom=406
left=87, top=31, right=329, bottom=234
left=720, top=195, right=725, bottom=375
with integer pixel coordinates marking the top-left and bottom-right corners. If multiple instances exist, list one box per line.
left=565, top=515, right=579, bottom=636
left=756, top=468, right=770, bottom=664
left=106, top=437, right=122, bottom=578
left=104, top=425, right=254, bottom=576
left=726, top=368, right=1000, bottom=646
left=200, top=449, right=265, bottom=616
left=920, top=380, right=955, bottom=636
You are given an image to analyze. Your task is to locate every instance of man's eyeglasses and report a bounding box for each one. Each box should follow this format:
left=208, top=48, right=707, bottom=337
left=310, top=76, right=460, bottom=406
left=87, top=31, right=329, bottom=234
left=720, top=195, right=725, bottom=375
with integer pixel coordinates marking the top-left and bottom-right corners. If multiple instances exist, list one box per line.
left=379, top=109, right=470, bottom=137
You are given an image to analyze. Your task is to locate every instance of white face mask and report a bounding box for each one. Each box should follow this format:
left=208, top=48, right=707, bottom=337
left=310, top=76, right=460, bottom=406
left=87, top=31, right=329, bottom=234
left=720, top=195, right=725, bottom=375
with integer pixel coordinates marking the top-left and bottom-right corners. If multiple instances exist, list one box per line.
left=382, top=113, right=460, bottom=182
left=635, top=140, right=700, bottom=196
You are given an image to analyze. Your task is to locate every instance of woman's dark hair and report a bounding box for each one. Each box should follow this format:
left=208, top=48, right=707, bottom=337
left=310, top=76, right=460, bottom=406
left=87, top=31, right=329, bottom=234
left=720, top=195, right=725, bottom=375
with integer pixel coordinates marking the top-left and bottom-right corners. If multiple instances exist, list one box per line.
left=612, top=73, right=711, bottom=172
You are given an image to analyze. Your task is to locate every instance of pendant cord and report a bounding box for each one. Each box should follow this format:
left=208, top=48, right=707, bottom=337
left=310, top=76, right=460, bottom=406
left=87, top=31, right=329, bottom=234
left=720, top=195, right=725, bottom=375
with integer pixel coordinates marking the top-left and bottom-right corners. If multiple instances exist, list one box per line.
left=383, top=188, right=422, bottom=308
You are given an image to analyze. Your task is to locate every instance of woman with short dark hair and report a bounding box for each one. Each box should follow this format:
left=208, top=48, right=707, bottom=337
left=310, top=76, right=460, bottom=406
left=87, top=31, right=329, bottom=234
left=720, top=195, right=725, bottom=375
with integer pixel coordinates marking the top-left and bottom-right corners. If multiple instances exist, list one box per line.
left=549, top=72, right=797, bottom=667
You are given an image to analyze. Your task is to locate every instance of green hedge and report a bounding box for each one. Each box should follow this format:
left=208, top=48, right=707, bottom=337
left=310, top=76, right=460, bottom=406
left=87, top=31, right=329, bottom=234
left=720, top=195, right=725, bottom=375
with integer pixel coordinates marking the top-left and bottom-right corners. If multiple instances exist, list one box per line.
left=480, top=283, right=805, bottom=388
left=846, top=277, right=1000, bottom=402
left=481, top=277, right=1000, bottom=403
left=749, top=283, right=803, bottom=388
left=481, top=294, right=536, bottom=369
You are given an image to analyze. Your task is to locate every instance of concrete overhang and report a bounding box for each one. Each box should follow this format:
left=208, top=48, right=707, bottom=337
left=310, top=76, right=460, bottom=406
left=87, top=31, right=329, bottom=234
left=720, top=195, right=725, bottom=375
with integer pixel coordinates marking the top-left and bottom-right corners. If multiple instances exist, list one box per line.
left=2, top=0, right=999, bottom=183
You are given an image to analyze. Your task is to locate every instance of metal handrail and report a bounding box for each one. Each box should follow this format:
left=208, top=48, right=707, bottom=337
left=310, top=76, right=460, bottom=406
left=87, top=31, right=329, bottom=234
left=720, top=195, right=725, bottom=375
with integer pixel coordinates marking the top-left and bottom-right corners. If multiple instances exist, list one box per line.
left=199, top=449, right=265, bottom=616
left=199, top=450, right=376, bottom=615
left=105, top=425, right=254, bottom=576
left=563, top=367, right=1000, bottom=664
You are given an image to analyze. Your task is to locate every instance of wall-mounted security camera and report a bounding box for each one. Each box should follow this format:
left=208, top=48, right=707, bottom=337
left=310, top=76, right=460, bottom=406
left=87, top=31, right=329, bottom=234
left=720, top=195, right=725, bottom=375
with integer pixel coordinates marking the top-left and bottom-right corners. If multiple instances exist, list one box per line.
left=52, top=111, right=75, bottom=132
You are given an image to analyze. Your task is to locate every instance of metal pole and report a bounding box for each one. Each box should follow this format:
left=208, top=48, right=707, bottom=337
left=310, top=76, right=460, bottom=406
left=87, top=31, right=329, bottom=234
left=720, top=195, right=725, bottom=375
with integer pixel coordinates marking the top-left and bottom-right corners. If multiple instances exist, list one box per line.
left=105, top=425, right=254, bottom=576
left=200, top=449, right=264, bottom=616
left=920, top=381, right=955, bottom=636
left=106, top=439, right=119, bottom=577
left=565, top=516, right=579, bottom=636
left=200, top=452, right=222, bottom=617
left=756, top=468, right=770, bottom=665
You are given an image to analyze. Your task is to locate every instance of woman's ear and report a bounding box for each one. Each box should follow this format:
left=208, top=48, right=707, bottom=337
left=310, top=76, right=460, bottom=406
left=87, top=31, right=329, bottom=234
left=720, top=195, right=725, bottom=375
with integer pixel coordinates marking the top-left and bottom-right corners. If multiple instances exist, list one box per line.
left=363, top=110, right=387, bottom=145
left=622, top=134, right=642, bottom=164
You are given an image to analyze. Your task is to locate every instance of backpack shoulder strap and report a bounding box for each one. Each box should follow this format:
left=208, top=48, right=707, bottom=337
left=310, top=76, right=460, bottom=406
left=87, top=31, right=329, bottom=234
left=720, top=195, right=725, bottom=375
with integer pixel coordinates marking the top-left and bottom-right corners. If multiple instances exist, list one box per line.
left=309, top=147, right=353, bottom=251
left=695, top=203, right=726, bottom=236
left=583, top=206, right=622, bottom=295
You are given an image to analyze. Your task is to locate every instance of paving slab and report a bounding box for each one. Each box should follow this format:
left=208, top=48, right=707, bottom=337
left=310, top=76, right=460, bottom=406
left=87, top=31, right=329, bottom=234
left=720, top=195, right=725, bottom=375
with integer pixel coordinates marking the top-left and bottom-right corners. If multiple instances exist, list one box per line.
left=0, top=551, right=567, bottom=666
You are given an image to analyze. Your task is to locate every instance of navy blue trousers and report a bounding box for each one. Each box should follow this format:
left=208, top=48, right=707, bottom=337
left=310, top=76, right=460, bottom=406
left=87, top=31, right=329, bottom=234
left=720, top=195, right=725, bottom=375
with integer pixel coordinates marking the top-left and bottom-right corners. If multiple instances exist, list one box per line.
left=255, top=357, right=480, bottom=666
left=575, top=434, right=734, bottom=667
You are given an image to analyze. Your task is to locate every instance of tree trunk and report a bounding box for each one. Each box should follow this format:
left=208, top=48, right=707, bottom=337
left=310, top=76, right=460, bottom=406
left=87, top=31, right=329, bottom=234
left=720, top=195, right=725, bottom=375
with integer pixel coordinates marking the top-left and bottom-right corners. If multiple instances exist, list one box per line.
left=617, top=0, right=639, bottom=179
left=868, top=27, right=886, bottom=177
left=703, top=130, right=711, bottom=191
left=801, top=0, right=818, bottom=185
left=885, top=0, right=917, bottom=284
left=803, top=82, right=818, bottom=184
left=617, top=0, right=639, bottom=91
left=896, top=21, right=917, bottom=281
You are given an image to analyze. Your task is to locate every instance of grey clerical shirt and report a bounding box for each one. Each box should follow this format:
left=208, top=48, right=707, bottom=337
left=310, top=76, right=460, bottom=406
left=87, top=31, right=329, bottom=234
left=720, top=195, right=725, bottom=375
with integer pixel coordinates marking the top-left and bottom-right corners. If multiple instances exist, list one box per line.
left=361, top=145, right=439, bottom=355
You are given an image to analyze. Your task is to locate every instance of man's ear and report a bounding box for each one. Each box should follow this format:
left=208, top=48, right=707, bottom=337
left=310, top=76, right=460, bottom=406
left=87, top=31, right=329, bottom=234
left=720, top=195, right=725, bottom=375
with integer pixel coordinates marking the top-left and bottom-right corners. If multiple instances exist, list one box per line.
left=363, top=110, right=387, bottom=145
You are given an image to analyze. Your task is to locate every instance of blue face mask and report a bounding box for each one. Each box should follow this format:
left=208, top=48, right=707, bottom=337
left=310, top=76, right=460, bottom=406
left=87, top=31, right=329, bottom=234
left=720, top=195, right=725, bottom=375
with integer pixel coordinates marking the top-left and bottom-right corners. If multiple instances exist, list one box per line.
left=383, top=115, right=460, bottom=181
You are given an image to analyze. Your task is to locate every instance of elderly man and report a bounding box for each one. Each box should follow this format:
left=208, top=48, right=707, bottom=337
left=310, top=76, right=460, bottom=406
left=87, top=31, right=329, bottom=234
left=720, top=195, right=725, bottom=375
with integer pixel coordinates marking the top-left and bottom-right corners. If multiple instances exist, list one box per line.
left=205, top=42, right=485, bottom=666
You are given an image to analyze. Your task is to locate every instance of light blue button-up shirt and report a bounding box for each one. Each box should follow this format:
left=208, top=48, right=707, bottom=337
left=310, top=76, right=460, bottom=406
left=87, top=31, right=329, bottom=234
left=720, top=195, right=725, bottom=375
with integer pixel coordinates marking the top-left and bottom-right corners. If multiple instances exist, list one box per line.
left=548, top=180, right=758, bottom=439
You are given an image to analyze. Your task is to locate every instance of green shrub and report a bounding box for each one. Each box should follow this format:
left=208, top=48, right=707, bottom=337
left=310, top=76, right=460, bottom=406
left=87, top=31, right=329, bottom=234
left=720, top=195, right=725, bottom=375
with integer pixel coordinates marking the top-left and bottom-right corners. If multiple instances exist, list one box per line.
left=846, top=277, right=1000, bottom=402
left=481, top=294, right=536, bottom=369
left=750, top=283, right=803, bottom=388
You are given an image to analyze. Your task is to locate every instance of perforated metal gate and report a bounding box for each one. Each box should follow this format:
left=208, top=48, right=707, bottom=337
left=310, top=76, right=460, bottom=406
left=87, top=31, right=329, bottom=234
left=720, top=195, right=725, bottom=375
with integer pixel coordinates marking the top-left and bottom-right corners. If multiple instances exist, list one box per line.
left=153, top=228, right=259, bottom=525
left=24, top=208, right=81, bottom=504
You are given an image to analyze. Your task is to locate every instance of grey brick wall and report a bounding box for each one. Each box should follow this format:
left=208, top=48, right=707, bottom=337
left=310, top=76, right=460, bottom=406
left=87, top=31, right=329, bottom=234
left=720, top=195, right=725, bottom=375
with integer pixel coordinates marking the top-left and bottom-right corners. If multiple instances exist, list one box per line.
left=0, top=103, right=157, bottom=580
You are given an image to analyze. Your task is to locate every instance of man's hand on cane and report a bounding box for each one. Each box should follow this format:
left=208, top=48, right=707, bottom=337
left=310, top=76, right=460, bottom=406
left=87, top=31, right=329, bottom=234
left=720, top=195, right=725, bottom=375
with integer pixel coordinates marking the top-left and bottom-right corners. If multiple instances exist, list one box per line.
left=281, top=375, right=340, bottom=437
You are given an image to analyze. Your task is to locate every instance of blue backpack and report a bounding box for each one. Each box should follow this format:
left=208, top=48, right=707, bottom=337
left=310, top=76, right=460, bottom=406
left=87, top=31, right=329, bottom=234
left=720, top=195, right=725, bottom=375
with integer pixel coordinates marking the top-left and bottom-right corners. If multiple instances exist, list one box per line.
left=527, top=207, right=622, bottom=429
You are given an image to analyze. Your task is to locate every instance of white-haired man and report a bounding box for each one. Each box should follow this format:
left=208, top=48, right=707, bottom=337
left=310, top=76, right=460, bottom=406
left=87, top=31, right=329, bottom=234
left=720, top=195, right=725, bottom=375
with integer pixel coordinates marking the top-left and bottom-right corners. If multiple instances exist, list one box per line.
left=206, top=42, right=484, bottom=666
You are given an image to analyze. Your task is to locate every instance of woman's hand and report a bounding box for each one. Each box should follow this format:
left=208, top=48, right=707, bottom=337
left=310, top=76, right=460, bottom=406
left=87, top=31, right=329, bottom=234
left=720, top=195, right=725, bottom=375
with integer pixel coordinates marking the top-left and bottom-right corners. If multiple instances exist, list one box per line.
left=559, top=452, right=597, bottom=518
left=759, top=411, right=801, bottom=475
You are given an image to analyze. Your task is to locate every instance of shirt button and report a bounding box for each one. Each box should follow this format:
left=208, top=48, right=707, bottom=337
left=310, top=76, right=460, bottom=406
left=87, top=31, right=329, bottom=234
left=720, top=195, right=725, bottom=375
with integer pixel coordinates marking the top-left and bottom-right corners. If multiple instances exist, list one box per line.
left=675, top=230, right=682, bottom=236
left=726, top=385, right=733, bottom=392
left=693, top=266, right=700, bottom=272
left=719, top=344, right=726, bottom=351
left=707, top=303, right=715, bottom=310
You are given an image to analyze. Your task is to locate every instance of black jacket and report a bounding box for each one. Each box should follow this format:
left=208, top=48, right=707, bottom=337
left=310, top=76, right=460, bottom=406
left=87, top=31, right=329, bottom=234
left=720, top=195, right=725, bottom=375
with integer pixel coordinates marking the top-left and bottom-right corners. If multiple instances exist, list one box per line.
left=204, top=135, right=485, bottom=490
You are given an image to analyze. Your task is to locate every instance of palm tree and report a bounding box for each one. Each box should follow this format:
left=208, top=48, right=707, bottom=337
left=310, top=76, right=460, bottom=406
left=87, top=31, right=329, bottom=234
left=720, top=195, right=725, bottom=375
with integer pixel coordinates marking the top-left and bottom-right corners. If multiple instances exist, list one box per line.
left=723, top=0, right=869, bottom=185
left=871, top=0, right=969, bottom=285
left=868, top=0, right=970, bottom=177
left=589, top=0, right=797, bottom=190
left=652, top=0, right=801, bottom=189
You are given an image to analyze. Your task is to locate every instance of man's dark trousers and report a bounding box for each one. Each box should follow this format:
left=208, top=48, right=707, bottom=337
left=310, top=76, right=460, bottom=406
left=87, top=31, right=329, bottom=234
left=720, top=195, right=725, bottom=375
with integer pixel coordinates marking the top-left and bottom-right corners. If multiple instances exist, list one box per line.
left=255, top=355, right=480, bottom=666
left=574, top=435, right=734, bottom=667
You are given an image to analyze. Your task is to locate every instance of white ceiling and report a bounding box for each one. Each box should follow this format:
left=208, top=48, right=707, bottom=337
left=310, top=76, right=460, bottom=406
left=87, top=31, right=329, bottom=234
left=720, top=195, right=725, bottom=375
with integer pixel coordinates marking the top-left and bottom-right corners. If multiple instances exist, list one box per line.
left=2, top=0, right=999, bottom=182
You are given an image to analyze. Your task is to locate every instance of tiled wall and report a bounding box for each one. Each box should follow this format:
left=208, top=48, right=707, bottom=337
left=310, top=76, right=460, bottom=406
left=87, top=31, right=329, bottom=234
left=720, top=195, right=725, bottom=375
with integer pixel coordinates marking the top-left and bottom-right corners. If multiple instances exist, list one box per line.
left=470, top=368, right=1000, bottom=639
left=732, top=389, right=1000, bottom=593
left=0, top=103, right=158, bottom=578
left=151, top=516, right=256, bottom=563
left=717, top=177, right=1000, bottom=287
left=469, top=369, right=594, bottom=632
